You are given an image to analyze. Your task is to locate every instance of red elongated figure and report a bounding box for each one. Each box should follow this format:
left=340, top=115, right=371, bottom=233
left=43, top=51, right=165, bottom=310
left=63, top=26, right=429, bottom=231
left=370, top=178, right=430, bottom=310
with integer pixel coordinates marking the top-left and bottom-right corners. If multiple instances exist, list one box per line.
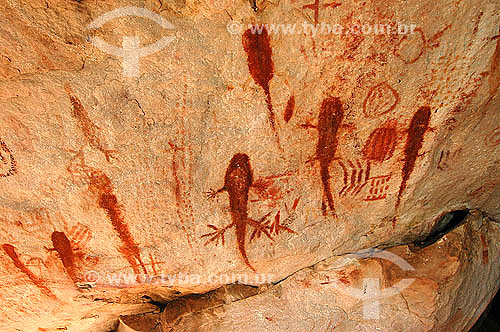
left=203, top=153, right=273, bottom=272
left=316, top=96, right=344, bottom=216
left=2, top=243, right=56, bottom=299
left=243, top=27, right=281, bottom=148
left=51, top=231, right=78, bottom=284
left=396, top=106, right=431, bottom=210
left=284, top=95, right=295, bottom=123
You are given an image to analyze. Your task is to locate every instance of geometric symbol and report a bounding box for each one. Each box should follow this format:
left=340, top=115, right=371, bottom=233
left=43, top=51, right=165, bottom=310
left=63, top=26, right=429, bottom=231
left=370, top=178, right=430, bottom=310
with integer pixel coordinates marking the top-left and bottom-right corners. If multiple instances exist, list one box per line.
left=363, top=82, right=399, bottom=118
left=364, top=174, right=391, bottom=201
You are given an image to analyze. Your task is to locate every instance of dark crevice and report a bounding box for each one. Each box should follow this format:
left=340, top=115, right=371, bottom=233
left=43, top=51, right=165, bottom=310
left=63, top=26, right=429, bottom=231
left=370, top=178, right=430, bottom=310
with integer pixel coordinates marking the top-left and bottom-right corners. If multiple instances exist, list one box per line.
left=272, top=276, right=290, bottom=286
left=413, top=209, right=470, bottom=248
left=141, top=295, right=168, bottom=312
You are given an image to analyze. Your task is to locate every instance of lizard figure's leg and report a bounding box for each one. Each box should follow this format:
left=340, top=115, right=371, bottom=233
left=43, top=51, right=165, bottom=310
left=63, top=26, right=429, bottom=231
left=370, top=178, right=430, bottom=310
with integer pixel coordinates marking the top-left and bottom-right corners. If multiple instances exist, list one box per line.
left=205, top=187, right=227, bottom=199
left=248, top=212, right=273, bottom=241
left=101, top=148, right=118, bottom=162
left=270, top=211, right=296, bottom=235
left=201, top=222, right=235, bottom=246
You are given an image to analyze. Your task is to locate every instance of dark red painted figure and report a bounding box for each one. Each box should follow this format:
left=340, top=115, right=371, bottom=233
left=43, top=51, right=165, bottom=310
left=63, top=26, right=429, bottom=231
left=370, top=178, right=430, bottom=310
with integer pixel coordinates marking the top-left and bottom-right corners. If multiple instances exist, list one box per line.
left=65, top=84, right=116, bottom=162
left=242, top=27, right=281, bottom=147
left=2, top=244, right=57, bottom=299
left=92, top=172, right=147, bottom=275
left=396, top=106, right=431, bottom=210
left=67, top=153, right=146, bottom=275
left=316, top=96, right=344, bottom=216
left=202, top=153, right=275, bottom=272
left=51, top=231, right=78, bottom=284
left=284, top=95, right=295, bottom=123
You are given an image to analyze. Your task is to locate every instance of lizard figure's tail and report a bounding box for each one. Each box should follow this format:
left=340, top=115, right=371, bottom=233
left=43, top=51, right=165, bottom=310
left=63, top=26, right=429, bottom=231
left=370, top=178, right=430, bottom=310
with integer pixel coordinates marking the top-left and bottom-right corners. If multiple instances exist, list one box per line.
left=235, top=224, right=257, bottom=272
left=395, top=172, right=409, bottom=212
left=321, top=165, right=335, bottom=215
